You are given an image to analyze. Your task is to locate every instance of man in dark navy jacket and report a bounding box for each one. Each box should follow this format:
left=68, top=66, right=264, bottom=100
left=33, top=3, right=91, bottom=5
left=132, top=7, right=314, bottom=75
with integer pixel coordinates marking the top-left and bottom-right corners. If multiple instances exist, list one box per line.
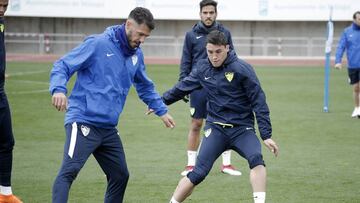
left=178, top=0, right=241, bottom=177
left=165, top=30, right=279, bottom=203
left=0, top=0, right=23, bottom=202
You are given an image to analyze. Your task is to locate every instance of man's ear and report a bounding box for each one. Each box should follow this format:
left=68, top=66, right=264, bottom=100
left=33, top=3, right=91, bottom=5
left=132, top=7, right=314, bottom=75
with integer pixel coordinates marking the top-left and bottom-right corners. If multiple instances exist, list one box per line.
left=226, top=45, right=230, bottom=52
left=125, top=20, right=130, bottom=29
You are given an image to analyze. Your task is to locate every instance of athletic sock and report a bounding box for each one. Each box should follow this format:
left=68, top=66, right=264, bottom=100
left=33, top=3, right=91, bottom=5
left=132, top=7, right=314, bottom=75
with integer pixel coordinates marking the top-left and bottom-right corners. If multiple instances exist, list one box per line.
left=170, top=196, right=180, bottom=203
left=0, top=185, right=13, bottom=195
left=187, top=150, right=197, bottom=166
left=222, top=150, right=231, bottom=166
left=253, top=192, right=266, bottom=203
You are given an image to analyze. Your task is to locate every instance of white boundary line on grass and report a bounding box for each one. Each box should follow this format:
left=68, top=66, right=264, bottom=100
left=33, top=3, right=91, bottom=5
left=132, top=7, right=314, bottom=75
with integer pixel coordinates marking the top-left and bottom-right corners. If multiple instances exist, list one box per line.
left=8, top=89, right=49, bottom=95
left=8, top=70, right=49, bottom=76
left=9, top=79, right=49, bottom=85
left=7, top=79, right=50, bottom=95
left=6, top=69, right=51, bottom=94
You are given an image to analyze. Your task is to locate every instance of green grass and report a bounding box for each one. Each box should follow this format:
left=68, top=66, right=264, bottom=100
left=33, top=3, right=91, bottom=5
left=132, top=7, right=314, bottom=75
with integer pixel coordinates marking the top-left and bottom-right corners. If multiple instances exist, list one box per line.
left=4, top=62, right=360, bottom=202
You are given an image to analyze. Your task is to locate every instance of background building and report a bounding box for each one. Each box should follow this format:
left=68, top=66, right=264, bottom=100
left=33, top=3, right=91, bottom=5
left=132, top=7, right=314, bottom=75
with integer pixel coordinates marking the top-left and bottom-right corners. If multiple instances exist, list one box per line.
left=4, top=0, right=360, bottom=59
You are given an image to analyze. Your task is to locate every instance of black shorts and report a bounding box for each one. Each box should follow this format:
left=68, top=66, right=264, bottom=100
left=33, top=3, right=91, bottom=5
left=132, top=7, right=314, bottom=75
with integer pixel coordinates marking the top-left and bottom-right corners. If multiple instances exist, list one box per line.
left=189, top=88, right=207, bottom=119
left=347, top=68, right=360, bottom=85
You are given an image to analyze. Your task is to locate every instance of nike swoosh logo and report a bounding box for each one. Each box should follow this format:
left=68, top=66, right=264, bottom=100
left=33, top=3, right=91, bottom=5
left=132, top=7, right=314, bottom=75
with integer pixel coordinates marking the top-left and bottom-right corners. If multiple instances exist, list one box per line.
left=246, top=127, right=253, bottom=130
left=196, top=36, right=203, bottom=39
left=106, top=53, right=114, bottom=57
left=205, top=77, right=211, bottom=80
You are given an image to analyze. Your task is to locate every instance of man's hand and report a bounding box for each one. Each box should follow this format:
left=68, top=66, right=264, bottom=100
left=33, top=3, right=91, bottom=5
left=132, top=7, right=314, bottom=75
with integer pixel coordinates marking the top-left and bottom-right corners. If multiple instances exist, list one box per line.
left=160, top=113, right=176, bottom=129
left=145, top=108, right=175, bottom=129
left=264, top=138, right=279, bottom=157
left=335, top=63, right=342, bottom=70
left=52, top=92, right=68, bottom=112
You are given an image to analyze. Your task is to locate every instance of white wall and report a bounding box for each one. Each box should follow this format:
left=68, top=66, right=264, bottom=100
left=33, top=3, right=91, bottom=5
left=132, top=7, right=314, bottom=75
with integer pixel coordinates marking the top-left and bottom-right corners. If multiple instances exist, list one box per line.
left=6, top=0, right=360, bottom=21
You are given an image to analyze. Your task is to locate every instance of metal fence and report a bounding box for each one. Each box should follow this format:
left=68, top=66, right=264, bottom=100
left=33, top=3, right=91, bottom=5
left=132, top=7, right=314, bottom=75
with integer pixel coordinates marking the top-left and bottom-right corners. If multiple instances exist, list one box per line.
left=5, top=32, right=339, bottom=58
left=5, top=32, right=86, bottom=55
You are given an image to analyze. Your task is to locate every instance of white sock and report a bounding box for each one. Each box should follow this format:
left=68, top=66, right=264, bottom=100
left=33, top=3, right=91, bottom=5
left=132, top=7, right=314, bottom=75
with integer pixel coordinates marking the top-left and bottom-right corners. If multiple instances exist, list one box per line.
left=222, top=150, right=231, bottom=166
left=170, top=196, right=180, bottom=203
left=187, top=150, right=197, bottom=166
left=253, top=192, right=266, bottom=203
left=0, top=185, right=13, bottom=195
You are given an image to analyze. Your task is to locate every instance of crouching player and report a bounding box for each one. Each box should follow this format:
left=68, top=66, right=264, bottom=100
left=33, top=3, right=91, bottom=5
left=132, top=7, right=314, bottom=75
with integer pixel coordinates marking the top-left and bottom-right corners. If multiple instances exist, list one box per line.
left=163, top=30, right=279, bottom=203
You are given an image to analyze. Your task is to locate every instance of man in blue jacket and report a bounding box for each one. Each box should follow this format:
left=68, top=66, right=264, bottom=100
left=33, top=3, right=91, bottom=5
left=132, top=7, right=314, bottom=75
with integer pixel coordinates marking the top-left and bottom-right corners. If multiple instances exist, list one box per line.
left=49, top=7, right=175, bottom=203
left=179, top=0, right=241, bottom=177
left=335, top=11, right=360, bottom=118
left=0, top=0, right=23, bottom=202
left=164, top=30, right=278, bottom=203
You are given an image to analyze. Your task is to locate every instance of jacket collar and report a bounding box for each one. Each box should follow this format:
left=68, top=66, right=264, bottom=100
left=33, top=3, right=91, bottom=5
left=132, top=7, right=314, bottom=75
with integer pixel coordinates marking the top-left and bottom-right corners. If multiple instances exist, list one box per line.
left=115, top=23, right=138, bottom=57
left=352, top=22, right=360, bottom=30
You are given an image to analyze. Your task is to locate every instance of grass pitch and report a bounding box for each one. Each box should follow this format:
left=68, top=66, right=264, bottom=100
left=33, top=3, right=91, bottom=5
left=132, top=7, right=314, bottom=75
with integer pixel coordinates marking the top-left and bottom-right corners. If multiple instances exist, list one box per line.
left=4, top=62, right=360, bottom=202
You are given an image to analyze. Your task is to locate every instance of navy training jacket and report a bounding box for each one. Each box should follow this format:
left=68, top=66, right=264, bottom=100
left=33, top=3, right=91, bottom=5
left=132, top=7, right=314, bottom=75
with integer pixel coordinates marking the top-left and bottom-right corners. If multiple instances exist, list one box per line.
left=163, top=51, right=272, bottom=140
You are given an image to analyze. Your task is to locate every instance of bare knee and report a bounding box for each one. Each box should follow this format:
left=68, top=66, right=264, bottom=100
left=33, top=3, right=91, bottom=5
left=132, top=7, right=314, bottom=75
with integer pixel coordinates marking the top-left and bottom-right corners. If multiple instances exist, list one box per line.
left=353, top=83, right=360, bottom=93
left=190, top=118, right=203, bottom=133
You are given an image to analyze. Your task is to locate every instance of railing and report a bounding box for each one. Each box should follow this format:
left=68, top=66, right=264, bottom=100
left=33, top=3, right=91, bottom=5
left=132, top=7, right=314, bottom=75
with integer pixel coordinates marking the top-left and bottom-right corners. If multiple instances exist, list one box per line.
left=5, top=32, right=86, bottom=54
left=5, top=32, right=339, bottom=58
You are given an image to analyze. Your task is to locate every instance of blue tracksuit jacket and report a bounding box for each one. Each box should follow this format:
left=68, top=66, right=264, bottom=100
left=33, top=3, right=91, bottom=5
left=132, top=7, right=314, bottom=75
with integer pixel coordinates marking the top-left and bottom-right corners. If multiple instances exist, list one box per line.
left=49, top=24, right=168, bottom=128
left=163, top=51, right=272, bottom=140
left=335, top=23, right=360, bottom=69
left=179, top=21, right=234, bottom=81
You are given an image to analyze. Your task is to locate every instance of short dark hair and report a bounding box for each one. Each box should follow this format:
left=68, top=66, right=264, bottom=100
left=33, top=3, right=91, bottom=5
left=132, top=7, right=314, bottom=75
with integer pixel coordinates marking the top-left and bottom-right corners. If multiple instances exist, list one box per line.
left=353, top=11, right=360, bottom=20
left=128, top=7, right=155, bottom=30
left=206, top=30, right=228, bottom=46
left=200, top=0, right=217, bottom=13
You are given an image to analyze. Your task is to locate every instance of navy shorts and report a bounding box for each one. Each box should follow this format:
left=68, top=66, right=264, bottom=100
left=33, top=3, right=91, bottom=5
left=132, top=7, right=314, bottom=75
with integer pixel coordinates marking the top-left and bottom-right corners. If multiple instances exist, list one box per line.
left=189, top=88, right=207, bottom=119
left=187, top=122, right=265, bottom=185
left=348, top=68, right=360, bottom=85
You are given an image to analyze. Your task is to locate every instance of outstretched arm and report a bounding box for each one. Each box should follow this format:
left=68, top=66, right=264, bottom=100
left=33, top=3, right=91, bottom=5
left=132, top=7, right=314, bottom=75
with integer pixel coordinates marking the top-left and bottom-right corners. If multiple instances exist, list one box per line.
left=133, top=56, right=168, bottom=117
left=163, top=69, right=202, bottom=105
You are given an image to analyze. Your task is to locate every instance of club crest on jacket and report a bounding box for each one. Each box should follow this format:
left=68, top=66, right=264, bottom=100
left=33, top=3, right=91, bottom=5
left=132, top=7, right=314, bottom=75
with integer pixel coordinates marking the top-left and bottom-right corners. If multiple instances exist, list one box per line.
left=225, top=72, right=234, bottom=82
left=132, top=55, right=138, bottom=66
